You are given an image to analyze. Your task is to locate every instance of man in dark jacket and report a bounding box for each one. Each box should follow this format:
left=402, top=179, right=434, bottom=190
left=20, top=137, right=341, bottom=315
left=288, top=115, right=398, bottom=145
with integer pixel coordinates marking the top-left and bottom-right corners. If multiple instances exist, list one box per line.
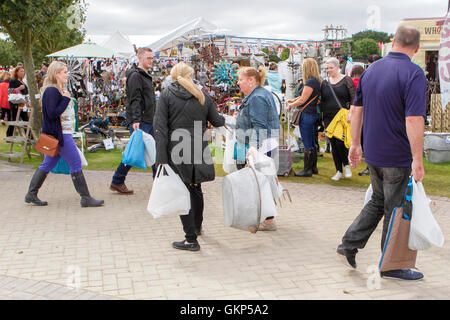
left=110, top=47, right=157, bottom=194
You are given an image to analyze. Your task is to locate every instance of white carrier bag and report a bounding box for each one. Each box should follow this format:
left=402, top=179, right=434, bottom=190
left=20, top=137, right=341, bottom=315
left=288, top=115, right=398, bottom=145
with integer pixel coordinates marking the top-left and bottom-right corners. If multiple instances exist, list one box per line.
left=408, top=180, right=444, bottom=250
left=222, top=157, right=277, bottom=233
left=147, top=165, right=190, bottom=219
left=222, top=123, right=237, bottom=174
left=142, top=131, right=156, bottom=167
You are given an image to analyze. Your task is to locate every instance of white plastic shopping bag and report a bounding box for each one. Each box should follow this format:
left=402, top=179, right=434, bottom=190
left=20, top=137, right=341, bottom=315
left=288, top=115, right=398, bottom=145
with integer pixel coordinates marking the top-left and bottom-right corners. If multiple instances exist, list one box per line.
left=408, top=179, right=444, bottom=250
left=147, top=165, right=191, bottom=219
left=223, top=128, right=237, bottom=174
left=77, top=147, right=88, bottom=167
left=364, top=184, right=373, bottom=206
left=142, top=131, right=156, bottom=167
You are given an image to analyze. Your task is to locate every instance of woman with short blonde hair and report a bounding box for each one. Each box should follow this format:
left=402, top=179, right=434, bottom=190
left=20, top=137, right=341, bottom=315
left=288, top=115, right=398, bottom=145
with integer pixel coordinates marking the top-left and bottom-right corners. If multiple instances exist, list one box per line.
left=321, top=57, right=356, bottom=181
left=25, top=61, right=104, bottom=208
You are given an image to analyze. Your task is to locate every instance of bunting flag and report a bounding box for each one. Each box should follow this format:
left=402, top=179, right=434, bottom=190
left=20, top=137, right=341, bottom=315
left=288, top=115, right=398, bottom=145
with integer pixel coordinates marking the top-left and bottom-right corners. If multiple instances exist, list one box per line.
left=177, top=44, right=184, bottom=55
left=377, top=42, right=384, bottom=52
left=277, top=47, right=283, bottom=58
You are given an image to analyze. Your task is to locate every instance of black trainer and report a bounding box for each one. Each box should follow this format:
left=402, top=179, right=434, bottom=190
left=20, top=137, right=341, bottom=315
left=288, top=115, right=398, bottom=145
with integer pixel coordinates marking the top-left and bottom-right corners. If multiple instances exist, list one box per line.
left=172, top=240, right=200, bottom=251
left=336, top=247, right=357, bottom=269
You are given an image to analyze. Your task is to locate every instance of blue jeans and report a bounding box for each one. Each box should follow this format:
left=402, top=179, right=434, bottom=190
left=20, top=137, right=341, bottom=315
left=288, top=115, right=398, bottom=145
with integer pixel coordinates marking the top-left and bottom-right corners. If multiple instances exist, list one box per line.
left=39, top=134, right=82, bottom=174
left=111, top=122, right=156, bottom=185
left=299, top=112, right=318, bottom=150
left=338, top=165, right=411, bottom=254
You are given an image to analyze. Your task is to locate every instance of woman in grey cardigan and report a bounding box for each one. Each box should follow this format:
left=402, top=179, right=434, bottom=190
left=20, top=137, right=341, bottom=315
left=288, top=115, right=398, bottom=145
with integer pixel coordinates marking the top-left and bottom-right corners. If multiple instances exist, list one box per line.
left=154, top=62, right=225, bottom=252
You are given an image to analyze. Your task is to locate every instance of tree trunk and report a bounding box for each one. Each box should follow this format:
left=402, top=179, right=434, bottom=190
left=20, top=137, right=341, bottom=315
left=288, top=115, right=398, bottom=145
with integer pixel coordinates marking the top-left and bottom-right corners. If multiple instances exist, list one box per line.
left=20, top=29, right=42, bottom=138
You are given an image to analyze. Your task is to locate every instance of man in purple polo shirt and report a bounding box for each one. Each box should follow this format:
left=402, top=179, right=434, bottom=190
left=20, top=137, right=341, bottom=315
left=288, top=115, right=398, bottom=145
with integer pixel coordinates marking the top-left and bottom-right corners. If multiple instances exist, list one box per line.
left=336, top=26, right=426, bottom=281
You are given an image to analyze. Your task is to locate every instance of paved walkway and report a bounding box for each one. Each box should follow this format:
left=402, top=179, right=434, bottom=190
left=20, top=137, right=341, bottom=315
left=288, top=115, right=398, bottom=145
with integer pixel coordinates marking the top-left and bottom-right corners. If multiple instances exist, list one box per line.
left=0, top=160, right=449, bottom=300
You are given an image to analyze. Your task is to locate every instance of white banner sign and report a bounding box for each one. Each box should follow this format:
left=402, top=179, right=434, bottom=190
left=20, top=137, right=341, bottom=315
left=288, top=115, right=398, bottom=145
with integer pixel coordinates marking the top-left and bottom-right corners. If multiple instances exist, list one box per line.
left=439, top=10, right=450, bottom=112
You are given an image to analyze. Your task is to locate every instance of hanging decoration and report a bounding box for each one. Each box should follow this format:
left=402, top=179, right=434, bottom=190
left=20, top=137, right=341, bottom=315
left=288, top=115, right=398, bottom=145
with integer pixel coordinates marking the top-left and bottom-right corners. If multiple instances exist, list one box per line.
left=211, top=61, right=238, bottom=86
left=64, top=55, right=83, bottom=93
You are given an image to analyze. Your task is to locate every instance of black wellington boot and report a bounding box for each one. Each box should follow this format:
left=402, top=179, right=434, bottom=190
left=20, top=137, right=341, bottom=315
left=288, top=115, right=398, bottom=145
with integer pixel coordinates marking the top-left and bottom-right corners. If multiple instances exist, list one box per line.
left=311, top=148, right=319, bottom=174
left=294, top=149, right=313, bottom=177
left=71, top=171, right=104, bottom=207
left=25, top=168, right=48, bottom=206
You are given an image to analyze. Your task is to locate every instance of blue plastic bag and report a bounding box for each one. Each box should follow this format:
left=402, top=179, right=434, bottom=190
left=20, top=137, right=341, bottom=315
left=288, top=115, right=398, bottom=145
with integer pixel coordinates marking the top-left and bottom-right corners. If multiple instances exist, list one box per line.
left=51, top=157, right=70, bottom=175
left=122, top=129, right=146, bottom=169
left=233, top=142, right=249, bottom=162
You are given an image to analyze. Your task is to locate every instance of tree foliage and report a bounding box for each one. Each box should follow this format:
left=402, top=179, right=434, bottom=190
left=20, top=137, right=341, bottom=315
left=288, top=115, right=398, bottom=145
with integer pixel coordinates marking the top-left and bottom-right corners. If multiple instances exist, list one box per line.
left=353, top=38, right=380, bottom=59
left=352, top=30, right=393, bottom=44
left=262, top=47, right=290, bottom=62
left=0, top=0, right=86, bottom=133
left=0, top=38, right=22, bottom=67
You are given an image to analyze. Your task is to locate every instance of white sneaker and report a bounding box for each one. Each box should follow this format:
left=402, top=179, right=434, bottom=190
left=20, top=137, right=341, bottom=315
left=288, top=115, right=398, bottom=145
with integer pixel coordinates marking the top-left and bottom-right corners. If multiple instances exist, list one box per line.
left=331, top=171, right=343, bottom=181
left=344, top=165, right=352, bottom=178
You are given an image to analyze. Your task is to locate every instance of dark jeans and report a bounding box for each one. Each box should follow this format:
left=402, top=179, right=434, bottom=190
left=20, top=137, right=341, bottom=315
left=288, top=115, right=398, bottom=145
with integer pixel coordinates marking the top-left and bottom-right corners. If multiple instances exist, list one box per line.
left=338, top=165, right=411, bottom=254
left=299, top=112, right=318, bottom=150
left=111, top=122, right=157, bottom=185
left=179, top=183, right=204, bottom=243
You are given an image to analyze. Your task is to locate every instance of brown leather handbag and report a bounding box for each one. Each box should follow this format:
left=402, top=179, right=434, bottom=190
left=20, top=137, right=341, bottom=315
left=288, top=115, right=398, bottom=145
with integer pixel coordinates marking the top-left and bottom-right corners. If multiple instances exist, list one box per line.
left=290, top=94, right=318, bottom=126
left=35, top=133, right=59, bottom=157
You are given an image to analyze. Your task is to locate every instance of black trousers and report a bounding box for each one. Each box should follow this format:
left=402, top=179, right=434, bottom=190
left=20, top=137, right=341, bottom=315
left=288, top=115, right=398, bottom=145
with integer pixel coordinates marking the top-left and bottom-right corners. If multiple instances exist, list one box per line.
left=330, top=137, right=349, bottom=173
left=338, top=166, right=411, bottom=254
left=1, top=108, right=11, bottom=122
left=324, top=116, right=349, bottom=173
left=179, top=183, right=204, bottom=243
left=6, top=103, right=28, bottom=136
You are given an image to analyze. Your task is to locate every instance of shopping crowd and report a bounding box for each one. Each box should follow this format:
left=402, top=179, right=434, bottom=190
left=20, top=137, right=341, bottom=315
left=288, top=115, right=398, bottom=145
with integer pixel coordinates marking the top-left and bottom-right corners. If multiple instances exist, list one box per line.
left=2, top=25, right=428, bottom=281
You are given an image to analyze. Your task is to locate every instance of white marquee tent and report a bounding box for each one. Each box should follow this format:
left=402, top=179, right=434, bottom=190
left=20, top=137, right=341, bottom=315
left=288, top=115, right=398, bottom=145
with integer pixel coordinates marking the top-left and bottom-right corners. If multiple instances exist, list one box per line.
left=102, top=30, right=135, bottom=58
left=146, top=17, right=221, bottom=53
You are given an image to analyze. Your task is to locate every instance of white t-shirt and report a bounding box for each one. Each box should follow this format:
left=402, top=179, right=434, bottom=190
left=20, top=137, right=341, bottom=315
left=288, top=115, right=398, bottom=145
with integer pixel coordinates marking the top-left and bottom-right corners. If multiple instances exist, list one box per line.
left=61, top=99, right=76, bottom=134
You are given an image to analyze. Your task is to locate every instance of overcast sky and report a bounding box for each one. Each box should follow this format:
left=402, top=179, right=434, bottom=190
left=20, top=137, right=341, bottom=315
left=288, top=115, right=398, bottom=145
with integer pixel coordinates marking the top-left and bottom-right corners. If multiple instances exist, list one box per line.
left=84, top=0, right=448, bottom=46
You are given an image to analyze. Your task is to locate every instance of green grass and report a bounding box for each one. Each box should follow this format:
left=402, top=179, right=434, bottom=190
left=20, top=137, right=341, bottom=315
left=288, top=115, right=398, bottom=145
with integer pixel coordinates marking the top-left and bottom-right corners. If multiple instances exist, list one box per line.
left=1, top=125, right=450, bottom=198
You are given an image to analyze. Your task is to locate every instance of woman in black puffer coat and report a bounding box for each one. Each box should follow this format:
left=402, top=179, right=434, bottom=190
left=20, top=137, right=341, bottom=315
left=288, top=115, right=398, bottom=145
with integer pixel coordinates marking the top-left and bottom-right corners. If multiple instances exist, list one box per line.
left=154, top=62, right=225, bottom=252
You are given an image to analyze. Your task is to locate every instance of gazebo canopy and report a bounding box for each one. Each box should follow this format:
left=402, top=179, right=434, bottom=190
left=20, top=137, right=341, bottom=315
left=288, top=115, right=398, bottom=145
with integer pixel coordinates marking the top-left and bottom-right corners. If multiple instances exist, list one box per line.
left=47, top=41, right=121, bottom=58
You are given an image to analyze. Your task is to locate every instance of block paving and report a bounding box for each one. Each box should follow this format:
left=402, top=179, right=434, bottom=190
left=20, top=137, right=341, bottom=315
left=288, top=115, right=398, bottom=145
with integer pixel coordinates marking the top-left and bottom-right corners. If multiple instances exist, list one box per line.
left=0, top=160, right=449, bottom=300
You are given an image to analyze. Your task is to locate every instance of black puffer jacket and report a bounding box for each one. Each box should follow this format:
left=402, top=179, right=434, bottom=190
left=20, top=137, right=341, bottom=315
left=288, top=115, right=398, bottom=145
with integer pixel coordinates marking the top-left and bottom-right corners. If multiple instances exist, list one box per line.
left=154, top=82, right=225, bottom=184
left=125, top=66, right=156, bottom=125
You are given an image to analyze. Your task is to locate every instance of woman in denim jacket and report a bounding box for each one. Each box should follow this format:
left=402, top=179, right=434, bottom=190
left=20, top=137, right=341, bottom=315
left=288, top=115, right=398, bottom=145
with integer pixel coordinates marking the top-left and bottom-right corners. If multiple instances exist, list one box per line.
left=235, top=66, right=280, bottom=231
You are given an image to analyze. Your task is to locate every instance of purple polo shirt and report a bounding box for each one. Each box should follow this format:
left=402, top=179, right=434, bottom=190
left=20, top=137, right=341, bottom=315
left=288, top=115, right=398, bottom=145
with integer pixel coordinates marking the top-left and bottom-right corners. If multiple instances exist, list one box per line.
left=354, top=52, right=426, bottom=167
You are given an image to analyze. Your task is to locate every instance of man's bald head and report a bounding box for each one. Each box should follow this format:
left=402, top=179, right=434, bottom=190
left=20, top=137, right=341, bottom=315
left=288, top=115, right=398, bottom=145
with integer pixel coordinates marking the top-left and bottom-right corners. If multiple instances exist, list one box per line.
left=394, top=26, right=421, bottom=50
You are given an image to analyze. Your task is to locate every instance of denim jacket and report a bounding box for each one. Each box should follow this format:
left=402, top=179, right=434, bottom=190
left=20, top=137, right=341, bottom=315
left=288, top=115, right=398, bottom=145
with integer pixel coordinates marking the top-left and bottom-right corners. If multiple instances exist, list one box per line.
left=235, top=86, right=280, bottom=147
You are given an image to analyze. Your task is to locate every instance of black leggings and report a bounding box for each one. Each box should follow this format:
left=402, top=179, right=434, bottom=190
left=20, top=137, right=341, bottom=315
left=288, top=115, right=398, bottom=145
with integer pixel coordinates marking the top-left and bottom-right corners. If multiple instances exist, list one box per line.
left=179, top=183, right=204, bottom=243
left=330, top=137, right=349, bottom=173
left=324, top=117, right=349, bottom=173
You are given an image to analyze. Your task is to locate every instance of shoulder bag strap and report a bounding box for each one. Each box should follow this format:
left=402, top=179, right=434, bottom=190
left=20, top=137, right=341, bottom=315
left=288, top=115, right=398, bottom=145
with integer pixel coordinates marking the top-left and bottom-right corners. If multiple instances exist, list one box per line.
left=326, top=79, right=344, bottom=110
left=297, top=94, right=319, bottom=113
